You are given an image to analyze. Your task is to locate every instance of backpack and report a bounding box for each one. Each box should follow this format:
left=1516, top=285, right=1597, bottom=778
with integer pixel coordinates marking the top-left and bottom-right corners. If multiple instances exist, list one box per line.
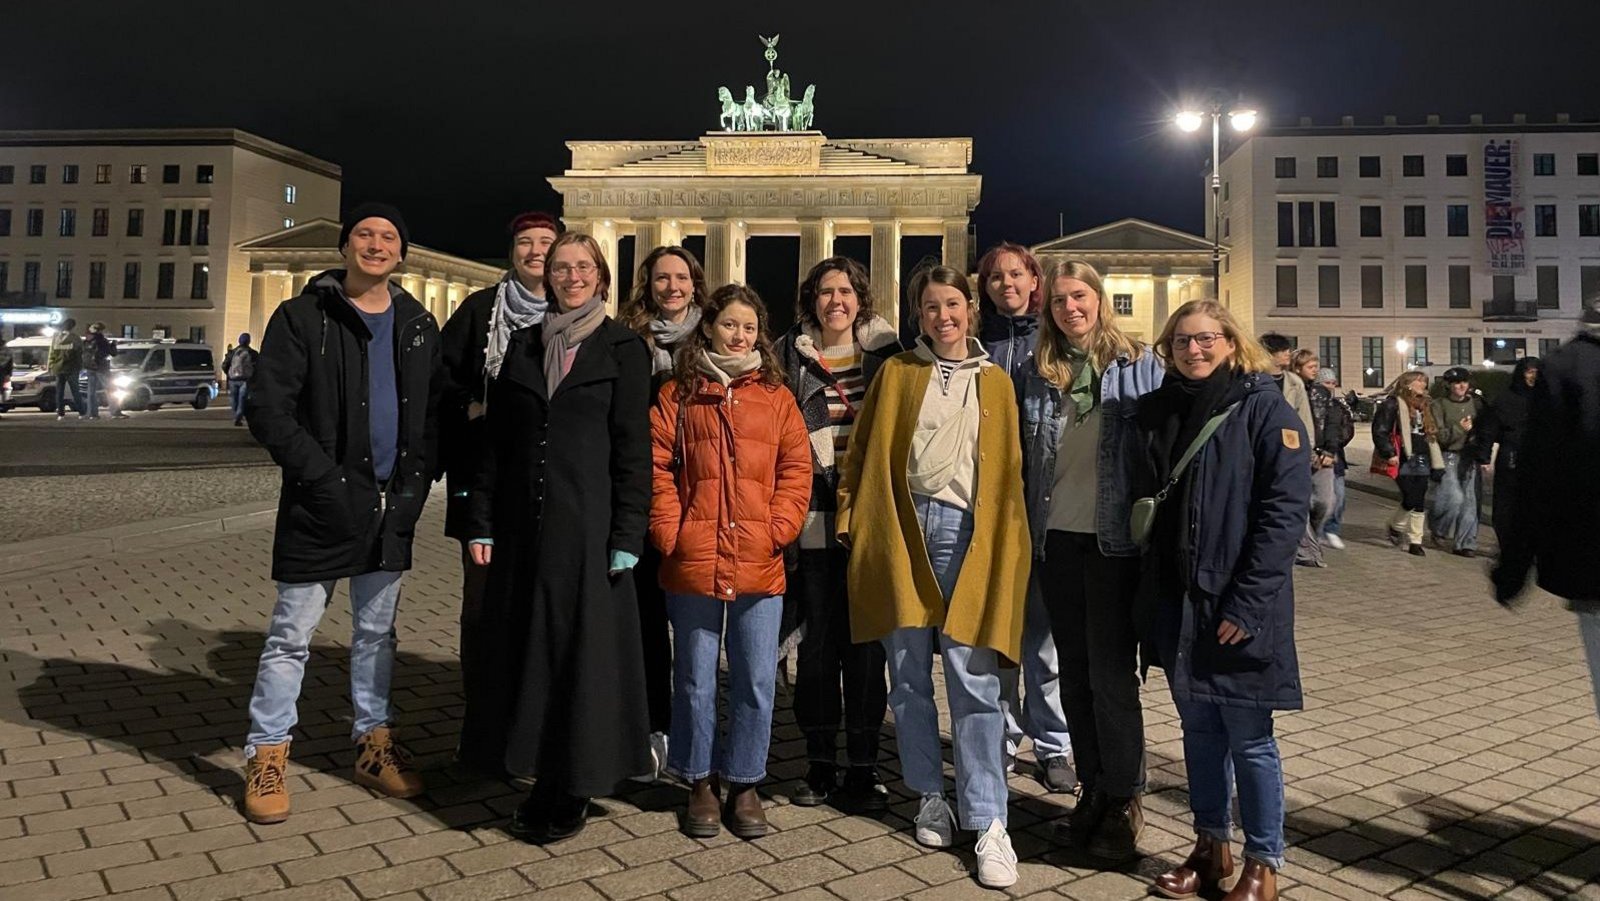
left=1327, top=394, right=1355, bottom=448
left=227, top=347, right=256, bottom=381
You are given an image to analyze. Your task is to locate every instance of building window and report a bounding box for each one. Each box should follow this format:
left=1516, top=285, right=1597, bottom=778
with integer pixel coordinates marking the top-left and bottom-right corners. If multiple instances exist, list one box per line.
left=61, top=164, right=79, bottom=184
left=1274, top=157, right=1296, bottom=178
left=1579, top=204, right=1600, bottom=237
left=1535, top=204, right=1557, bottom=237
left=196, top=164, right=214, bottom=184
left=1361, top=265, right=1384, bottom=308
left=1451, top=337, right=1471, bottom=365
left=127, top=208, right=144, bottom=237
left=162, top=209, right=177, bottom=246
left=121, top=325, right=138, bottom=339
left=1318, top=264, right=1340, bottom=308
left=282, top=217, right=295, bottom=229
left=179, top=209, right=193, bottom=246
left=191, top=263, right=209, bottom=300
left=55, top=261, right=73, bottom=299
left=189, top=326, right=206, bottom=344
left=1112, top=293, right=1133, bottom=316
left=1410, top=337, right=1430, bottom=367
left=1359, top=205, right=1382, bottom=237
left=26, top=208, right=44, bottom=237
left=1276, top=264, right=1298, bottom=307
left=1580, top=154, right=1600, bottom=176
left=284, top=184, right=297, bottom=204
left=1295, top=200, right=1314, bottom=247
left=88, top=261, right=106, bottom=299
left=1447, top=204, right=1469, bottom=237
left=1359, top=156, right=1381, bottom=177
left=1448, top=265, right=1471, bottom=309
left=1318, top=202, right=1337, bottom=247
left=1533, top=153, right=1556, bottom=176
left=1276, top=203, right=1293, bottom=247
left=0, top=261, right=10, bottom=292
left=123, top=262, right=140, bottom=299
left=1446, top=154, right=1468, bottom=177
left=58, top=208, right=75, bottom=237
left=129, top=164, right=148, bottom=184
left=1316, top=156, right=1338, bottom=178
left=1223, top=217, right=1230, bottom=238
left=95, top=164, right=111, bottom=184
left=23, top=262, right=41, bottom=295
left=1540, top=338, right=1562, bottom=357
left=1537, top=265, right=1560, bottom=309
left=91, top=207, right=109, bottom=237
left=1405, top=264, right=1428, bottom=308
left=1222, top=181, right=1230, bottom=201
left=1493, top=275, right=1515, bottom=301
left=195, top=209, right=210, bottom=246
left=1319, top=337, right=1341, bottom=378
left=1402, top=155, right=1425, bottom=177
left=1403, top=205, right=1426, bottom=237
left=0, top=165, right=13, bottom=184
left=157, top=262, right=175, bottom=299
left=0, top=209, right=9, bottom=237
left=1362, top=337, right=1385, bottom=388
left=1584, top=267, right=1600, bottom=312
left=29, top=165, right=46, bottom=184
left=162, top=164, right=180, bottom=184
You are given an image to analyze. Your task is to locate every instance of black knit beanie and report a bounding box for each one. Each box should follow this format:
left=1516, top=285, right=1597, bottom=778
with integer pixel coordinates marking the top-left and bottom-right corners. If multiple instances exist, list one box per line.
left=339, top=202, right=409, bottom=259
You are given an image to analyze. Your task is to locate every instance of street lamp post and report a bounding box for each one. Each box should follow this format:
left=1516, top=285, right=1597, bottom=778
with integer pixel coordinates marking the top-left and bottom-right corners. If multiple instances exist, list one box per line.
left=1177, top=104, right=1257, bottom=300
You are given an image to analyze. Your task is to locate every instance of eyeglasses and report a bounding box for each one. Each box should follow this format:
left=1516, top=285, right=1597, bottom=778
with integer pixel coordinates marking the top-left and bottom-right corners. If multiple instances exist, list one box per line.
left=1172, top=332, right=1226, bottom=350
left=549, top=262, right=598, bottom=277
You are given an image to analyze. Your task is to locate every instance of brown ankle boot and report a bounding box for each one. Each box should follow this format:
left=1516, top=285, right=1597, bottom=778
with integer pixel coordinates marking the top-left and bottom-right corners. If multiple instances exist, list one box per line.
left=1220, top=858, right=1276, bottom=901
left=1154, top=834, right=1234, bottom=899
left=243, top=741, right=291, bottom=824
left=683, top=776, right=721, bottom=837
left=353, top=726, right=424, bottom=799
left=722, top=782, right=768, bottom=839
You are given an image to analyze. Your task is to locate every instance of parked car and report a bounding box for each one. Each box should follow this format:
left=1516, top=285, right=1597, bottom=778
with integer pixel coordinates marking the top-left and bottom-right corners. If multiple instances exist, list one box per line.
left=98, top=340, right=220, bottom=411
left=2, top=336, right=77, bottom=412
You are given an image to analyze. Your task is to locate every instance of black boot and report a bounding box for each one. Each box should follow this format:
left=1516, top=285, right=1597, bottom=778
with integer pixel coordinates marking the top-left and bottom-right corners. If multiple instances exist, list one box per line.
left=837, top=765, right=890, bottom=813
left=791, top=762, right=835, bottom=807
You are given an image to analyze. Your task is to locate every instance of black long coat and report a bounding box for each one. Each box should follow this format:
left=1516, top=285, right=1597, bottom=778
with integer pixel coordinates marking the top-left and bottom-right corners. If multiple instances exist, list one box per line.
left=456, top=316, right=655, bottom=795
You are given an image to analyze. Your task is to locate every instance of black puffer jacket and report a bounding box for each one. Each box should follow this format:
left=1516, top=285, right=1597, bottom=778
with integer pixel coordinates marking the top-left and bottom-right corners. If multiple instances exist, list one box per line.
left=247, top=271, right=442, bottom=583
left=438, top=286, right=497, bottom=540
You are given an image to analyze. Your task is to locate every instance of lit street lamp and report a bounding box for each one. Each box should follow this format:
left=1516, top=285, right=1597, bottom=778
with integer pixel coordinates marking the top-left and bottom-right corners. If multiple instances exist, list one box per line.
left=1177, top=102, right=1258, bottom=298
left=1395, top=338, right=1412, bottom=372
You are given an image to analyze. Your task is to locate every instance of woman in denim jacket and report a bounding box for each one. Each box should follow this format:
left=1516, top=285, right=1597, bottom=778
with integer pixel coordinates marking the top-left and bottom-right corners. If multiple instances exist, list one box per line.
left=1018, top=259, right=1163, bottom=861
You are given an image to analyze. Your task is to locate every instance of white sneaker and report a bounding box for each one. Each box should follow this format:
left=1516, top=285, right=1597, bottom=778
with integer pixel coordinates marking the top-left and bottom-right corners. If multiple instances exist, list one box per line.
left=914, top=793, right=955, bottom=848
left=974, top=820, right=1018, bottom=888
left=630, top=731, right=670, bottom=783
left=1325, top=533, right=1346, bottom=550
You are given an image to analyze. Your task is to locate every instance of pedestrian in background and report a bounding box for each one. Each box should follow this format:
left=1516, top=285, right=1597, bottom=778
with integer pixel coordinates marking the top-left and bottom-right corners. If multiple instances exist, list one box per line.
left=1289, top=349, right=1340, bottom=567
left=1428, top=367, right=1485, bottom=557
left=0, top=336, right=13, bottom=420
left=223, top=333, right=259, bottom=426
left=1371, top=371, right=1442, bottom=557
left=81, top=322, right=114, bottom=420
left=1467, top=357, right=1540, bottom=547
left=1315, top=368, right=1352, bottom=549
left=47, top=317, right=85, bottom=420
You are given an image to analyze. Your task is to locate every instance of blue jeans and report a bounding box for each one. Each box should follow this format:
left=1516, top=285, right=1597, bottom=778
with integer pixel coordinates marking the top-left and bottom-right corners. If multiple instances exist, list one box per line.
left=1427, top=452, right=1480, bottom=551
left=1174, top=697, right=1285, bottom=870
left=245, top=570, right=404, bottom=748
left=1000, top=572, right=1072, bottom=762
left=54, top=370, right=83, bottom=415
left=84, top=372, right=103, bottom=418
left=1323, top=472, right=1346, bottom=537
left=665, top=592, right=782, bottom=784
left=230, top=381, right=250, bottom=419
left=1580, top=609, right=1600, bottom=722
left=883, top=495, right=1007, bottom=830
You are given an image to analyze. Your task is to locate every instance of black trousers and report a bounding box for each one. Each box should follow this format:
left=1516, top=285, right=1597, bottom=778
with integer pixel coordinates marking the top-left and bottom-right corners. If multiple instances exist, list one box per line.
left=459, top=540, right=491, bottom=695
left=1491, top=461, right=1518, bottom=544
left=792, top=547, right=887, bottom=766
left=635, top=544, right=674, bottom=734
left=1397, top=473, right=1429, bottom=512
left=1040, top=530, right=1145, bottom=798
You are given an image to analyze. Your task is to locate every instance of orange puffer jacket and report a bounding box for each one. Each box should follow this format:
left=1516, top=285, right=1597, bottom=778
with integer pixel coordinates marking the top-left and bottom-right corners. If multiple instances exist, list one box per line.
left=649, top=371, right=812, bottom=600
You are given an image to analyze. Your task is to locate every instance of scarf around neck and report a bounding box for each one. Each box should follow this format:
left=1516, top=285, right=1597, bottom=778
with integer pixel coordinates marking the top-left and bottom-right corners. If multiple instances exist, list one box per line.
left=648, top=307, right=701, bottom=374
left=541, top=295, right=606, bottom=394
left=485, top=275, right=547, bottom=380
left=1063, top=342, right=1100, bottom=423
left=698, top=347, right=762, bottom=387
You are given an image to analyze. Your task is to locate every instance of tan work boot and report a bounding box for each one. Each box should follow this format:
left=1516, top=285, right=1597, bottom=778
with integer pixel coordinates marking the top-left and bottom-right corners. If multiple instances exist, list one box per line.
left=353, top=726, right=425, bottom=799
left=243, top=741, right=291, bottom=824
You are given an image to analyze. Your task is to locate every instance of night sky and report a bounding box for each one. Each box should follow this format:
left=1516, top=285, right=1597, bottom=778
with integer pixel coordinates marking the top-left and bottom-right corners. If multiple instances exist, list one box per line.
left=10, top=1, right=1600, bottom=268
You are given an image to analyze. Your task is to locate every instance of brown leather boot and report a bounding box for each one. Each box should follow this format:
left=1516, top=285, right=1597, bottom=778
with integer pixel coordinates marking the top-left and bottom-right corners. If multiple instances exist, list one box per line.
left=722, top=781, right=768, bottom=839
left=1154, top=834, right=1235, bottom=899
left=353, top=726, right=424, bottom=799
left=682, top=776, right=721, bottom=838
left=243, top=741, right=291, bottom=824
left=1220, top=858, right=1276, bottom=901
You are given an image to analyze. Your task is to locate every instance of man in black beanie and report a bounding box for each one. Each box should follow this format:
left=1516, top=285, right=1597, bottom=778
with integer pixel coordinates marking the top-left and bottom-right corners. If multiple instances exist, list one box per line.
left=239, top=202, right=441, bottom=824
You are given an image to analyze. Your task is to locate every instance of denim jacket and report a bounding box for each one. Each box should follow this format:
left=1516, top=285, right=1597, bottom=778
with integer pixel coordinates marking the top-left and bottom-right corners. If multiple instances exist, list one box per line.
left=1018, top=349, right=1165, bottom=559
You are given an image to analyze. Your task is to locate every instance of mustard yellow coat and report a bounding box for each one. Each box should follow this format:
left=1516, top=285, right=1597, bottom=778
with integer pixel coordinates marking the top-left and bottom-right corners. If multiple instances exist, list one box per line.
left=835, top=351, right=1032, bottom=663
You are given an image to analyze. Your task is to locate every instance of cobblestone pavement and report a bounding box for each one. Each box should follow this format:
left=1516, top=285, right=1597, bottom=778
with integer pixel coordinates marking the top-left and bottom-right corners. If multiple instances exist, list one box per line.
left=0, top=466, right=279, bottom=543
left=2, top=488, right=1598, bottom=900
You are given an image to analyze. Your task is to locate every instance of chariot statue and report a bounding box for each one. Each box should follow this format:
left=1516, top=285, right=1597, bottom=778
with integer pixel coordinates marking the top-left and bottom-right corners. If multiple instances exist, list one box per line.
left=713, top=33, right=817, bottom=133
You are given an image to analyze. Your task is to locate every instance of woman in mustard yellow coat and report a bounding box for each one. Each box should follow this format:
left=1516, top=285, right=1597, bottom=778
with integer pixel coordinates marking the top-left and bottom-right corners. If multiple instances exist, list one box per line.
left=835, top=265, right=1031, bottom=890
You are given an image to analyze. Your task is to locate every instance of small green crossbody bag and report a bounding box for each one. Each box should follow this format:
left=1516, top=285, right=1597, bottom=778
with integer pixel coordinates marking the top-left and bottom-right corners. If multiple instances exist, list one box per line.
left=1130, top=404, right=1236, bottom=549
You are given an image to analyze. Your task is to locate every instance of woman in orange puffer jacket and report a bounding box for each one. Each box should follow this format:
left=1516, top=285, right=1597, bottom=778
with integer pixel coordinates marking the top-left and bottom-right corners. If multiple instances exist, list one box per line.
left=649, top=283, right=811, bottom=841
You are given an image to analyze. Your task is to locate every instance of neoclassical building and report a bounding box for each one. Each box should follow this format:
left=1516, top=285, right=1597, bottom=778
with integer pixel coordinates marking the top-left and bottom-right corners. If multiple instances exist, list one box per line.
left=1031, top=218, right=1216, bottom=341
left=548, top=132, right=981, bottom=328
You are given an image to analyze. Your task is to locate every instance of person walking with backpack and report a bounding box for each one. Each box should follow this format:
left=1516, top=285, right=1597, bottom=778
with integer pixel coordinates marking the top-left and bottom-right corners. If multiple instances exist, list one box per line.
left=47, top=318, right=85, bottom=419
left=82, top=322, right=115, bottom=420
left=224, top=333, right=260, bottom=426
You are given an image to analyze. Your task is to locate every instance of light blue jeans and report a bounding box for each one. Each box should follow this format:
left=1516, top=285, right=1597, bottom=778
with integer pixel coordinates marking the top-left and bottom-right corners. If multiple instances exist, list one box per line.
left=1323, top=472, right=1347, bottom=537
left=1000, top=572, right=1072, bottom=762
left=1174, top=697, right=1286, bottom=870
left=1427, top=451, right=1480, bottom=551
left=245, top=570, right=403, bottom=749
left=666, top=592, right=782, bottom=784
left=230, top=381, right=250, bottom=419
left=883, top=495, right=1007, bottom=831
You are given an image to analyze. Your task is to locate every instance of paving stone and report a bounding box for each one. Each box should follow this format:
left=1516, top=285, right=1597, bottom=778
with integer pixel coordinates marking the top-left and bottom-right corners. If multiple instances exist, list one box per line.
left=171, top=864, right=286, bottom=901
left=589, top=860, right=695, bottom=901
left=347, top=859, right=457, bottom=898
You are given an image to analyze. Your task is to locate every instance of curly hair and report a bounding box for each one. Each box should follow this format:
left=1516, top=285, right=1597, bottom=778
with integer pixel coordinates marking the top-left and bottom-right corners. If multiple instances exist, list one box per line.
left=795, top=256, right=875, bottom=331
left=671, top=283, right=787, bottom=395
left=619, top=245, right=711, bottom=341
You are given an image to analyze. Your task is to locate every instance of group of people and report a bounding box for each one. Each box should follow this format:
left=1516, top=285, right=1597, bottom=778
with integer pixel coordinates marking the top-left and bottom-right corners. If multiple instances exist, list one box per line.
left=231, top=201, right=1319, bottom=899
left=37, top=318, right=123, bottom=420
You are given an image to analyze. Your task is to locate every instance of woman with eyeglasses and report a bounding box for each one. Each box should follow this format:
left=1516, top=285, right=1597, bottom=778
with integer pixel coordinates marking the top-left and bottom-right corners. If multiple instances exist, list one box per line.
left=460, top=232, right=655, bottom=843
left=1136, top=300, right=1308, bottom=901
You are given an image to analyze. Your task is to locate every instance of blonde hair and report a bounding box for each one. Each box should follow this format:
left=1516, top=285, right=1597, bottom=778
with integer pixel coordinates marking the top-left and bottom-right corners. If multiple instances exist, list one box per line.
left=1154, top=299, right=1276, bottom=374
left=1387, top=370, right=1438, bottom=437
left=1036, top=259, right=1143, bottom=391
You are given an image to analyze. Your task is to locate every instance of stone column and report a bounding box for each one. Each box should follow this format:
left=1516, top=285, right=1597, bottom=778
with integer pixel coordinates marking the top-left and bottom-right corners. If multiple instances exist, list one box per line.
left=427, top=277, right=448, bottom=322
left=660, top=219, right=684, bottom=247
left=941, top=218, right=970, bottom=273
left=248, top=273, right=268, bottom=340
left=798, top=218, right=836, bottom=284
left=871, top=219, right=903, bottom=331
left=289, top=271, right=308, bottom=298
left=633, top=221, right=663, bottom=259
left=704, top=219, right=749, bottom=289
left=1151, top=269, right=1170, bottom=333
